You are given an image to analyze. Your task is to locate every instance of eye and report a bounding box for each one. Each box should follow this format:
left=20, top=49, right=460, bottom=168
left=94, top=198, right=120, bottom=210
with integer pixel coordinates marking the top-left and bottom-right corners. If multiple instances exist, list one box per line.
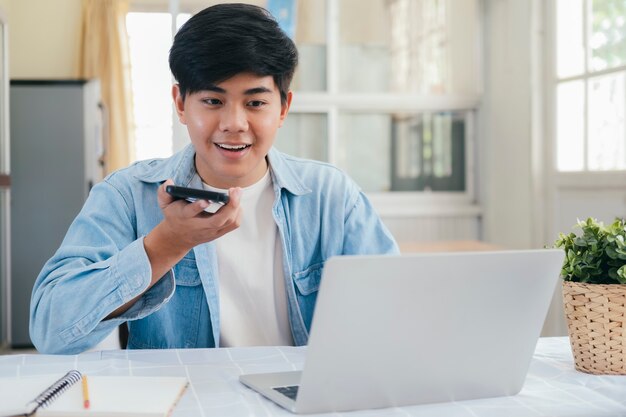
left=247, top=100, right=266, bottom=108
left=202, top=98, right=222, bottom=106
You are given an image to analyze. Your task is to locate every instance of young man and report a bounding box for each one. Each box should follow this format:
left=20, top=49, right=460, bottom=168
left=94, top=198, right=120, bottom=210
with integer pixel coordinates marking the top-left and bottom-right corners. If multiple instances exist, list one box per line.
left=30, top=3, right=398, bottom=354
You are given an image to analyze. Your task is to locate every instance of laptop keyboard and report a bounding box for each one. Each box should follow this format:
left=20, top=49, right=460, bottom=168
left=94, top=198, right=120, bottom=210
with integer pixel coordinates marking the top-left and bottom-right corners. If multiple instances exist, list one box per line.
left=273, top=385, right=299, bottom=400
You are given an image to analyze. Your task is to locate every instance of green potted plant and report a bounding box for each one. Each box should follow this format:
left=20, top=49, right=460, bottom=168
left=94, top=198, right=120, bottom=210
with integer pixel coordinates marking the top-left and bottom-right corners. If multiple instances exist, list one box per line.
left=554, top=217, right=626, bottom=375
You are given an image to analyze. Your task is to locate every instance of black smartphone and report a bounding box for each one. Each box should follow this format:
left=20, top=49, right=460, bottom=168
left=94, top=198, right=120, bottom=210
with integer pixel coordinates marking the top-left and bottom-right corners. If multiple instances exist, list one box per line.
left=165, top=185, right=229, bottom=213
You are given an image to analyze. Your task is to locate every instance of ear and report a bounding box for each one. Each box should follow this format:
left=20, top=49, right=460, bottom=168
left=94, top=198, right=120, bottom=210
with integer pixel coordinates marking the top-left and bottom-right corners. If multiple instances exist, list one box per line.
left=278, top=91, right=293, bottom=127
left=172, top=84, right=187, bottom=125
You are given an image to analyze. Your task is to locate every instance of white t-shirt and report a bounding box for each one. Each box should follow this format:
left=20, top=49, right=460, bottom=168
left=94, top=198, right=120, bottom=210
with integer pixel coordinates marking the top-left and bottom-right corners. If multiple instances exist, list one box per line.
left=203, top=169, right=293, bottom=347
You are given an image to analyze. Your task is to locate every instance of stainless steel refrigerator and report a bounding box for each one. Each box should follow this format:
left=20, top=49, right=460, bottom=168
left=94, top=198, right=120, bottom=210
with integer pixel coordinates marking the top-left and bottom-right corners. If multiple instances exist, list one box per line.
left=8, top=80, right=104, bottom=347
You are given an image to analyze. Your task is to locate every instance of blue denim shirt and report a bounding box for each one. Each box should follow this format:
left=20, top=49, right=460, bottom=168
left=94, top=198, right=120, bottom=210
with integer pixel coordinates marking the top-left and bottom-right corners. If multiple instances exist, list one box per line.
left=30, top=145, right=399, bottom=354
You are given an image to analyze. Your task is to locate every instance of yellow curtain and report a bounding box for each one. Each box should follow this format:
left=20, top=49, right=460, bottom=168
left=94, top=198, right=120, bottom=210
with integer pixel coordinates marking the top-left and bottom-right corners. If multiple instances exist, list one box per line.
left=79, top=0, right=135, bottom=174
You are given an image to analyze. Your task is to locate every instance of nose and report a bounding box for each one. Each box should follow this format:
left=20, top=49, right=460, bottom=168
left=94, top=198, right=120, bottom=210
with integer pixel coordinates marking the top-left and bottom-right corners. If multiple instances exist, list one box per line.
left=219, top=104, right=248, bottom=133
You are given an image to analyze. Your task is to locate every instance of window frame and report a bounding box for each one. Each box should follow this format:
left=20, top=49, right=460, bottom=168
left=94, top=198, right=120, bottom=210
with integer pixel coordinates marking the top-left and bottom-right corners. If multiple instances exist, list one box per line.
left=543, top=0, right=626, bottom=255
left=292, top=0, right=481, bottom=214
left=551, top=0, right=626, bottom=175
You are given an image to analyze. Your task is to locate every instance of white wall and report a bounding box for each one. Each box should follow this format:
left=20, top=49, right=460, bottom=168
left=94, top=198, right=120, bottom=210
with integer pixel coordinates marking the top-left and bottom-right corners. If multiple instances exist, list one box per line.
left=0, top=0, right=8, bottom=24
left=480, top=0, right=537, bottom=250
left=482, top=0, right=568, bottom=336
left=449, top=0, right=480, bottom=95
left=1, top=0, right=82, bottom=79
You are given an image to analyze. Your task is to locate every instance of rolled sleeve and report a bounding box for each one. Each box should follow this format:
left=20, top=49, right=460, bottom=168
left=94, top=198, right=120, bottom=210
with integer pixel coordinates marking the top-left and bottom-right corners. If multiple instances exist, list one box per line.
left=102, top=237, right=176, bottom=322
left=114, top=241, right=176, bottom=321
left=33, top=237, right=175, bottom=354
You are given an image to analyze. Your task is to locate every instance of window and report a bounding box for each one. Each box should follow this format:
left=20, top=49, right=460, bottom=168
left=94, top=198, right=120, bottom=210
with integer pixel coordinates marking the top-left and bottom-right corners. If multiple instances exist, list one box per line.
left=280, top=0, right=480, bottom=195
left=126, top=0, right=480, bottom=199
left=555, top=0, right=626, bottom=172
left=126, top=12, right=189, bottom=161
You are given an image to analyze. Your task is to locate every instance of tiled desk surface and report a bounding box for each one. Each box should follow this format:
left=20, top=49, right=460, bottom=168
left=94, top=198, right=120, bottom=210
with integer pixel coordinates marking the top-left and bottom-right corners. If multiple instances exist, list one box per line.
left=1, top=337, right=625, bottom=416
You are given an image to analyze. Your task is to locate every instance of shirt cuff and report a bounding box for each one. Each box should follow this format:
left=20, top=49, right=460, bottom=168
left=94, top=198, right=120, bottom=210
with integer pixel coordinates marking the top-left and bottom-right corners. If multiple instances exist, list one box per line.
left=108, top=237, right=176, bottom=322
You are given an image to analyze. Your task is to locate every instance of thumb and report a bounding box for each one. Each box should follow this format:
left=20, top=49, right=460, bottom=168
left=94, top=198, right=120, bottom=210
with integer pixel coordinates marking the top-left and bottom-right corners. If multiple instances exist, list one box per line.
left=157, top=179, right=176, bottom=209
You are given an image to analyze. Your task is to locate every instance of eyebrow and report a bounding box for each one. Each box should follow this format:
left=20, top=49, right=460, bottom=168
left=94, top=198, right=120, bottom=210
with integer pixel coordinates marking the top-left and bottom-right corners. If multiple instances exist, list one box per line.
left=204, top=86, right=273, bottom=95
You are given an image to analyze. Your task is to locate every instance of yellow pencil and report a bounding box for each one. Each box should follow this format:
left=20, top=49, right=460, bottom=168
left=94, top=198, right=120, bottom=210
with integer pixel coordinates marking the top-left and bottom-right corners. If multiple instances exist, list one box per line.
left=82, top=375, right=90, bottom=409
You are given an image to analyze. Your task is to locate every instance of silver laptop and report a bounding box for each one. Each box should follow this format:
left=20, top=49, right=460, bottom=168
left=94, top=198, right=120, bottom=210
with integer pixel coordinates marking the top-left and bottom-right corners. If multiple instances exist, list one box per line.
left=239, top=249, right=565, bottom=414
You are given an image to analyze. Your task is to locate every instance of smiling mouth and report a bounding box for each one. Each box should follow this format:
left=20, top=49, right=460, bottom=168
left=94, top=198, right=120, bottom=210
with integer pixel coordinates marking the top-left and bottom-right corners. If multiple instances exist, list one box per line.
left=215, top=143, right=251, bottom=152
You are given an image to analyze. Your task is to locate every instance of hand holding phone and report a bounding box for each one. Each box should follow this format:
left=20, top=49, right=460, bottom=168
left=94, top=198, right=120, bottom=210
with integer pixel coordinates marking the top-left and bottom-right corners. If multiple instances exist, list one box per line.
left=165, top=185, right=229, bottom=214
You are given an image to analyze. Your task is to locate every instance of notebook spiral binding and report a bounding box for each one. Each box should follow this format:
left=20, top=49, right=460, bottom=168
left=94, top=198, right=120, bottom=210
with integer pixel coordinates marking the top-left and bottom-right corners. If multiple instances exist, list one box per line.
left=31, top=370, right=82, bottom=409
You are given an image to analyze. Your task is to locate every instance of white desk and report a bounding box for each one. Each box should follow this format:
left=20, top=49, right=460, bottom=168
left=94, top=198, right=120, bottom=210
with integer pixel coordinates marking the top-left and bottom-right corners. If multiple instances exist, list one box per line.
left=1, top=337, right=625, bottom=416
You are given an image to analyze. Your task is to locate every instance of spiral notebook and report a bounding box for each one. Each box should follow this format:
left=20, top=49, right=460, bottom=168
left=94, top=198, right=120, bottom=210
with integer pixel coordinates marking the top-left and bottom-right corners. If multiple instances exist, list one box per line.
left=0, top=370, right=188, bottom=417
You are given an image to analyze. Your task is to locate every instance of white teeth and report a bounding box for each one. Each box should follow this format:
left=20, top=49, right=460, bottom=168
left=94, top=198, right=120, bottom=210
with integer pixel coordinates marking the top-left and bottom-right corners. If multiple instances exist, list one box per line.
left=217, top=143, right=249, bottom=150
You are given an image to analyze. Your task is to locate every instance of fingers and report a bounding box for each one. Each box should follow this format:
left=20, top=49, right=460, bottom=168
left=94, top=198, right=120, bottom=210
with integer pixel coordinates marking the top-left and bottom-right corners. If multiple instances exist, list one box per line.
left=159, top=180, right=216, bottom=218
left=181, top=198, right=212, bottom=218
left=203, top=187, right=242, bottom=228
left=181, top=187, right=242, bottom=219
left=157, top=179, right=176, bottom=209
left=156, top=182, right=243, bottom=247
left=228, top=187, right=242, bottom=208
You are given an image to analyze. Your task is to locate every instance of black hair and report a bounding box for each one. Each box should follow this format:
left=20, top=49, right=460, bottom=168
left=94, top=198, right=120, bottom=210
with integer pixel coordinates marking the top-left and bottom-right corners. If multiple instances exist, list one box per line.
left=169, top=3, right=299, bottom=104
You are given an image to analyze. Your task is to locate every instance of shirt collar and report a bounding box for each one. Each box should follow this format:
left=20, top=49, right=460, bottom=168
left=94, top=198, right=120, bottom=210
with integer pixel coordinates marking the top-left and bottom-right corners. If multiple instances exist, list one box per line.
left=132, top=143, right=200, bottom=187
left=133, top=144, right=311, bottom=196
left=267, top=147, right=311, bottom=196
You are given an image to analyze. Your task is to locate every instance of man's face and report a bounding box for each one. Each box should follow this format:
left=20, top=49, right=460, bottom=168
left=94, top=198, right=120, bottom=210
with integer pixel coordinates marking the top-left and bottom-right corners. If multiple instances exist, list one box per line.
left=173, top=72, right=292, bottom=189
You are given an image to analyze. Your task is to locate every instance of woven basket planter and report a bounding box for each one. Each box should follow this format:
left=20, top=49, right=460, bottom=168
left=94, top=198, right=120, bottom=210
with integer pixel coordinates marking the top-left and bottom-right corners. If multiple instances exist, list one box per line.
left=562, top=281, right=626, bottom=375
